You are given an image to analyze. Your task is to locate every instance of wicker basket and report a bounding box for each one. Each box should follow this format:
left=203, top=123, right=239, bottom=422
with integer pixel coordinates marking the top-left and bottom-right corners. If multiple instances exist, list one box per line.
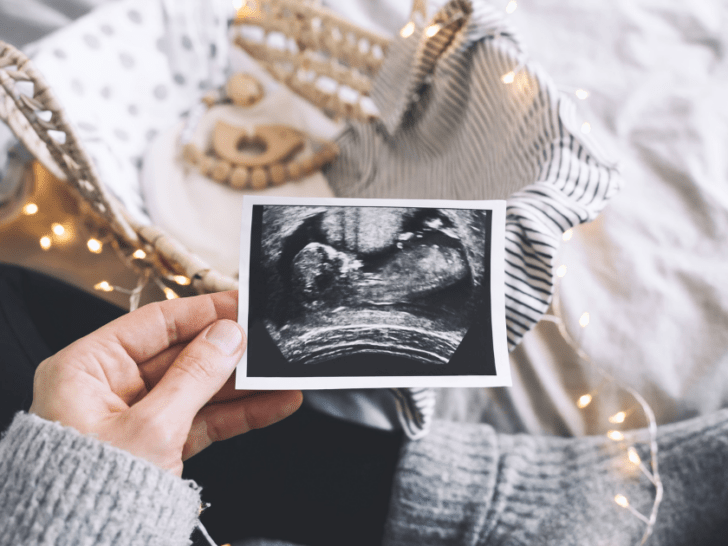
left=0, top=0, right=435, bottom=301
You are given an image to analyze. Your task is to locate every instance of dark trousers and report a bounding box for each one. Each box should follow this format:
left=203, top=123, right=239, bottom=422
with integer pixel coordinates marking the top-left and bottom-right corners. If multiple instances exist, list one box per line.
left=0, top=263, right=400, bottom=546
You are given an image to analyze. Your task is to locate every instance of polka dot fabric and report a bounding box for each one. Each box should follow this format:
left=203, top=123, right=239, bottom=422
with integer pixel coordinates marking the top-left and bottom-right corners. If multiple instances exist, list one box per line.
left=24, top=0, right=233, bottom=223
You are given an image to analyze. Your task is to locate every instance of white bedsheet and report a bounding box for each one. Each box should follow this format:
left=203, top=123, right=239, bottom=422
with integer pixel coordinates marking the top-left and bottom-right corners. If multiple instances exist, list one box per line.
left=435, top=0, right=728, bottom=435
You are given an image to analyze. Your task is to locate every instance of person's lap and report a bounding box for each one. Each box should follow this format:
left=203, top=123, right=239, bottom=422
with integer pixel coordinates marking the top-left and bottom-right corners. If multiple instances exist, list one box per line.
left=0, top=263, right=400, bottom=546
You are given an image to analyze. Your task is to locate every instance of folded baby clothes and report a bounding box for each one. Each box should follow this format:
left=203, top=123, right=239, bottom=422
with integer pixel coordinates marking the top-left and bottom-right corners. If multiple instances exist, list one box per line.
left=326, top=0, right=622, bottom=352
left=319, top=0, right=622, bottom=438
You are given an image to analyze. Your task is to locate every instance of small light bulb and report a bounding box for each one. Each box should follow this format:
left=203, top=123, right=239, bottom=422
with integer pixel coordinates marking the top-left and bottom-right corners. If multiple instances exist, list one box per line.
left=400, top=21, right=415, bottom=38
left=232, top=0, right=244, bottom=9
left=501, top=71, right=515, bottom=84
left=23, top=203, right=38, bottom=215
left=628, top=447, right=641, bottom=466
left=163, top=287, right=179, bottom=300
left=556, top=265, right=567, bottom=278
left=132, top=249, right=147, bottom=259
left=425, top=24, right=441, bottom=37
left=94, top=281, right=114, bottom=292
left=609, top=411, right=627, bottom=424
left=577, top=394, right=592, bottom=409
left=39, top=236, right=52, bottom=250
left=173, top=275, right=191, bottom=286
left=575, top=88, right=589, bottom=100
left=562, top=228, right=574, bottom=241
left=614, top=494, right=629, bottom=508
left=52, top=223, right=65, bottom=236
left=607, top=430, right=624, bottom=442
left=581, top=121, right=591, bottom=134
left=505, top=0, right=517, bottom=14
left=87, top=238, right=103, bottom=254
left=579, top=312, right=590, bottom=328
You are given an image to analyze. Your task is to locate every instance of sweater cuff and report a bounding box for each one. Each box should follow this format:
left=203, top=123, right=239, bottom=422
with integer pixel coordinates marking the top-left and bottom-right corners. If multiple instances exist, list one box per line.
left=383, top=420, right=652, bottom=546
left=0, top=412, right=201, bottom=546
left=383, top=420, right=499, bottom=545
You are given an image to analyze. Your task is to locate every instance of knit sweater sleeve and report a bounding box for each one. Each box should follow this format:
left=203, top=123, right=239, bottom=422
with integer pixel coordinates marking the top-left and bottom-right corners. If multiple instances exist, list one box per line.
left=0, top=412, right=202, bottom=546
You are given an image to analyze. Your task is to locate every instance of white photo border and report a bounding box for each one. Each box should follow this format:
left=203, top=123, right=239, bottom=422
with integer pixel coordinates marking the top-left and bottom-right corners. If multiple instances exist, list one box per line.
left=236, top=195, right=510, bottom=389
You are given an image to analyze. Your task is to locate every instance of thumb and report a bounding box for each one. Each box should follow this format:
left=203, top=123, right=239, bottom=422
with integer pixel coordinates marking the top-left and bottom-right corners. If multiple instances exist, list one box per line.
left=139, top=319, right=246, bottom=425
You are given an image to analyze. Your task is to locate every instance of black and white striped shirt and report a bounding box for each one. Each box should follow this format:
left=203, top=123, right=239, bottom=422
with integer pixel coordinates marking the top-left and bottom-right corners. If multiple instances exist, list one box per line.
left=325, top=0, right=622, bottom=438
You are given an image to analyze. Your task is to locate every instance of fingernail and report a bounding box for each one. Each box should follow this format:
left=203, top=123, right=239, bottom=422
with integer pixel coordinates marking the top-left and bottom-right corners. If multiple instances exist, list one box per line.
left=206, top=320, right=244, bottom=356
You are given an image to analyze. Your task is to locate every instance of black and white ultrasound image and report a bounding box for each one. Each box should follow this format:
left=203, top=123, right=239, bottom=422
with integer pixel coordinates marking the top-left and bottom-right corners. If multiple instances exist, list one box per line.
left=246, top=205, right=497, bottom=378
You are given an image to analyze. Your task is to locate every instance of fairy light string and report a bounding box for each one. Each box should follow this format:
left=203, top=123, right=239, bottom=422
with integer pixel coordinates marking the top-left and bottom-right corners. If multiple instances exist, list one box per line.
left=499, top=2, right=661, bottom=540
left=545, top=229, right=664, bottom=545
left=19, top=187, right=191, bottom=311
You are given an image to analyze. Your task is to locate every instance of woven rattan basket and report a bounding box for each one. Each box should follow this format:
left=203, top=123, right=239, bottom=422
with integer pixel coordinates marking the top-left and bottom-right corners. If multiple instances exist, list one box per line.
left=0, top=0, right=433, bottom=300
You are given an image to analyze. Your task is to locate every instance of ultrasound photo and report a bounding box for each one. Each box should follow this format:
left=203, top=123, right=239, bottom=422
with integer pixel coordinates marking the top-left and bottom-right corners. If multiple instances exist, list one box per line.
left=236, top=197, right=509, bottom=390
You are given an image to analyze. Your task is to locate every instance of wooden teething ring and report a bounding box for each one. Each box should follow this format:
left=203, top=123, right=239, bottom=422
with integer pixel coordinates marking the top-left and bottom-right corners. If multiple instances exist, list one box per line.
left=181, top=71, right=339, bottom=190
left=182, top=124, right=338, bottom=190
left=213, top=122, right=305, bottom=168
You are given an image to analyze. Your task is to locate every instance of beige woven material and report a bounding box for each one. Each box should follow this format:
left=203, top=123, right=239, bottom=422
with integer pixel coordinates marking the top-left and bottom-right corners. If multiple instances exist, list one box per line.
left=0, top=0, right=442, bottom=297
left=0, top=42, right=135, bottom=243
left=233, top=0, right=392, bottom=122
left=0, top=39, right=238, bottom=294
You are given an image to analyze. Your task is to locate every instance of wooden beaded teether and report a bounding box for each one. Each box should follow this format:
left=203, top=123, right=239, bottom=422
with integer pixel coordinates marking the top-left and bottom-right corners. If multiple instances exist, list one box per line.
left=180, top=72, right=339, bottom=190
left=182, top=124, right=338, bottom=190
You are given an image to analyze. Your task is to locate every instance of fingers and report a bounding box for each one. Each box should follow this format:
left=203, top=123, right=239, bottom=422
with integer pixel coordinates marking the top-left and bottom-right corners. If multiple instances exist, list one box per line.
left=182, top=390, right=304, bottom=460
left=136, top=344, right=187, bottom=393
left=136, top=319, right=246, bottom=425
left=138, top=349, right=256, bottom=405
left=94, top=291, right=238, bottom=364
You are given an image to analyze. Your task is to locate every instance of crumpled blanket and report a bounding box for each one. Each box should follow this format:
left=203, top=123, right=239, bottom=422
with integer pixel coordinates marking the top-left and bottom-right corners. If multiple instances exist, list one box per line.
left=435, top=0, right=728, bottom=435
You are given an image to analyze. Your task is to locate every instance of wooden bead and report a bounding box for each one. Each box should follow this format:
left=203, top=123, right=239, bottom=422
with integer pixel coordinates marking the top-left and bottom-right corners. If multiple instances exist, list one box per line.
left=320, top=144, right=339, bottom=164
left=230, top=166, right=250, bottom=189
left=269, top=164, right=287, bottom=186
left=286, top=161, right=303, bottom=181
left=198, top=155, right=215, bottom=176
left=211, top=160, right=232, bottom=182
left=298, top=156, right=315, bottom=175
left=250, top=167, right=268, bottom=190
left=226, top=73, right=264, bottom=107
left=182, top=143, right=202, bottom=165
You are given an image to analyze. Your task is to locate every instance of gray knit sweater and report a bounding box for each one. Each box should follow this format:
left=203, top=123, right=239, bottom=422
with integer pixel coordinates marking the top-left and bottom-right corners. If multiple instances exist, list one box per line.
left=2, top=409, right=727, bottom=545
left=0, top=413, right=201, bottom=546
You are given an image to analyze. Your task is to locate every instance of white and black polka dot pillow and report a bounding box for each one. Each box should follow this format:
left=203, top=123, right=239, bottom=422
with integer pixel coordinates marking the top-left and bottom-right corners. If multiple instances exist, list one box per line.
left=24, top=0, right=232, bottom=223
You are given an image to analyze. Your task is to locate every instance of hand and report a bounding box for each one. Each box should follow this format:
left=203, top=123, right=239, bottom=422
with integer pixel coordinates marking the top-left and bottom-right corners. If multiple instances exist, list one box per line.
left=29, top=291, right=302, bottom=476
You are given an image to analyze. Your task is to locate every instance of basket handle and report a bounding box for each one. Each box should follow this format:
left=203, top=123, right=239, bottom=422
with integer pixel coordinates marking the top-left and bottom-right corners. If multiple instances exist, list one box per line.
left=0, top=41, right=138, bottom=243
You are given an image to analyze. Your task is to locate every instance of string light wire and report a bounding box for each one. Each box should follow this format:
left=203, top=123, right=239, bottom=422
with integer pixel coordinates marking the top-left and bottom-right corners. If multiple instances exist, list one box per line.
left=196, top=520, right=219, bottom=546
left=545, top=257, right=663, bottom=545
left=153, top=277, right=180, bottom=301
left=92, top=271, right=149, bottom=311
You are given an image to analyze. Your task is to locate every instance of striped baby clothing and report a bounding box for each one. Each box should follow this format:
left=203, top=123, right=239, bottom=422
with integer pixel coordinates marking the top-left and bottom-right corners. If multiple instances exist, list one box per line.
left=325, top=0, right=623, bottom=438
